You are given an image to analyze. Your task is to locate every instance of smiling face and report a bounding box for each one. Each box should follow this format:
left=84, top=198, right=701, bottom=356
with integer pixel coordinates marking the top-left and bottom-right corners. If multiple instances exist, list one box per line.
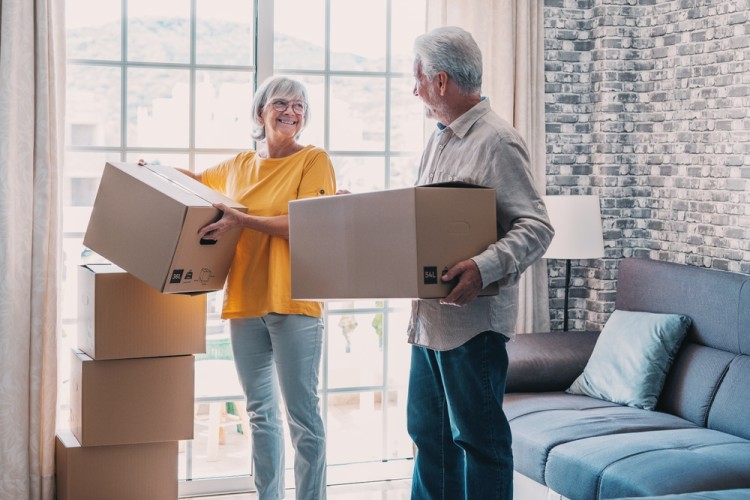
left=261, top=95, right=307, bottom=145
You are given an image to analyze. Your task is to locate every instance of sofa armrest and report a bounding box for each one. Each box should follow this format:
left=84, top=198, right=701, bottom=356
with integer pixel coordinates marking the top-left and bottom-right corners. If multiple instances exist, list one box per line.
left=505, top=331, right=599, bottom=393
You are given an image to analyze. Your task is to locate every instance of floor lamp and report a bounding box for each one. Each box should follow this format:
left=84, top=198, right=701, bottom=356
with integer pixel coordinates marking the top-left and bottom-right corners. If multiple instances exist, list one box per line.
left=542, top=195, right=605, bottom=331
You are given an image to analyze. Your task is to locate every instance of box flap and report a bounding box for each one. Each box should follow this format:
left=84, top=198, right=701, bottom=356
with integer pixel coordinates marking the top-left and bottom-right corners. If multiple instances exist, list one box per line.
left=419, top=181, right=493, bottom=190
left=81, top=263, right=126, bottom=274
left=144, top=163, right=246, bottom=211
left=56, top=430, right=81, bottom=449
left=105, top=162, right=208, bottom=207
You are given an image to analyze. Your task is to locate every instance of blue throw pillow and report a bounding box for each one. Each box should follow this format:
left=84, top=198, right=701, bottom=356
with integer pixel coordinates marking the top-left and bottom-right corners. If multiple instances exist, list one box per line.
left=567, top=310, right=692, bottom=410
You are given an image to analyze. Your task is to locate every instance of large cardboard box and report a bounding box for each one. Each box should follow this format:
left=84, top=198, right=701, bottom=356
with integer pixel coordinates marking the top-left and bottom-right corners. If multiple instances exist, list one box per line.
left=55, top=430, right=178, bottom=500
left=84, top=161, right=247, bottom=293
left=78, top=263, right=207, bottom=360
left=70, top=350, right=195, bottom=446
left=289, top=183, right=499, bottom=299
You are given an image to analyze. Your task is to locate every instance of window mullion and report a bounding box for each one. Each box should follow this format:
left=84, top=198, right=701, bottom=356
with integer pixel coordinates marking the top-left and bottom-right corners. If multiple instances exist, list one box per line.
left=256, top=0, right=274, bottom=84
left=189, top=0, right=197, bottom=172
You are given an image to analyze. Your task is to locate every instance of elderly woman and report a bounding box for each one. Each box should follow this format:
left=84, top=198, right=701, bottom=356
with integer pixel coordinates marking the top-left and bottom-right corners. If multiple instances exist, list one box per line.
left=189, top=76, right=335, bottom=500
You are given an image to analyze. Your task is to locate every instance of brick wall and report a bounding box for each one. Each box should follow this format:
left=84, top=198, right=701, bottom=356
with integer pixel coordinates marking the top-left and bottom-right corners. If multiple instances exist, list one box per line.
left=544, top=0, right=750, bottom=331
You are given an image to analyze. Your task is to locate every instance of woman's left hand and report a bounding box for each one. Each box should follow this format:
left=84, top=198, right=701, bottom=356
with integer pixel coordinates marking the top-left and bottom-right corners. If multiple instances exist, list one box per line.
left=198, top=203, right=246, bottom=241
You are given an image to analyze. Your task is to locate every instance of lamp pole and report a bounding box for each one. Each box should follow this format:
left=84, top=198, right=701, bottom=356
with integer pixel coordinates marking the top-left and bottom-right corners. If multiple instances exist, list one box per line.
left=563, top=259, right=571, bottom=331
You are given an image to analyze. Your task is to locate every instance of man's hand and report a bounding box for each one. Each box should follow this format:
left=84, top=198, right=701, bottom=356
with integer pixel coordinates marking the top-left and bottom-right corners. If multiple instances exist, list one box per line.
left=440, top=259, right=483, bottom=307
left=198, top=203, right=246, bottom=241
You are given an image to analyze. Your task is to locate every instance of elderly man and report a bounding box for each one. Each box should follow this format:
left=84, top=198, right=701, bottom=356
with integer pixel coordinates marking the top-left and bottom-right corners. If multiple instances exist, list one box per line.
left=407, top=26, right=554, bottom=500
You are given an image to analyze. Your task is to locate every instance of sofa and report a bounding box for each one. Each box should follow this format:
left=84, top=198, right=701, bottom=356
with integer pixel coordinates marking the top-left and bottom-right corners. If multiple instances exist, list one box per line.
left=505, top=257, right=750, bottom=499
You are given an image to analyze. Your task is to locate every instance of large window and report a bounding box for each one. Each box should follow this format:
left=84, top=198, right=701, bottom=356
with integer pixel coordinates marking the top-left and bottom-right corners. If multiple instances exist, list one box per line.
left=62, top=0, right=426, bottom=496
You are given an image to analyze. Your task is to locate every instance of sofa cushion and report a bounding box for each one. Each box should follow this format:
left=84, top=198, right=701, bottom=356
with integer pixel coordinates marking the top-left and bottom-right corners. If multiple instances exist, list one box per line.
left=505, top=331, right=599, bottom=392
left=657, top=343, right=735, bottom=426
left=544, top=428, right=750, bottom=499
left=708, top=355, right=750, bottom=440
left=567, top=310, right=691, bottom=410
left=505, top=392, right=698, bottom=484
left=615, top=258, right=750, bottom=355
left=618, top=489, right=750, bottom=500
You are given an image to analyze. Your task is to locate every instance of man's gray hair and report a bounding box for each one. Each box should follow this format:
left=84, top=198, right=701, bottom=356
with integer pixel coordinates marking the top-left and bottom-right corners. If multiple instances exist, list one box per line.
left=413, top=26, right=483, bottom=95
left=251, top=76, right=310, bottom=141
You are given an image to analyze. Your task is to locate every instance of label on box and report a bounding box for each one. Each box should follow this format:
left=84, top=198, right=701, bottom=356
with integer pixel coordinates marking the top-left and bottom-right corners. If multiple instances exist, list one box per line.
left=423, top=266, right=438, bottom=284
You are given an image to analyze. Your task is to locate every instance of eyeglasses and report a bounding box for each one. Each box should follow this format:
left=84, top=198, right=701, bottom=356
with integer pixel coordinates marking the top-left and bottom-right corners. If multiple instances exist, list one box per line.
left=270, top=99, right=307, bottom=114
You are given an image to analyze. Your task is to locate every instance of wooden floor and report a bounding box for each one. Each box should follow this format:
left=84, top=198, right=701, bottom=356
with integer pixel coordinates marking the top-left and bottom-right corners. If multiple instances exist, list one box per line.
left=196, top=479, right=412, bottom=499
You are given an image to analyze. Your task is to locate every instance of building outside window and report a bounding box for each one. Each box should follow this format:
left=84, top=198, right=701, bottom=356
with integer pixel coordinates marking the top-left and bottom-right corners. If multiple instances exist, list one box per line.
left=62, top=0, right=426, bottom=495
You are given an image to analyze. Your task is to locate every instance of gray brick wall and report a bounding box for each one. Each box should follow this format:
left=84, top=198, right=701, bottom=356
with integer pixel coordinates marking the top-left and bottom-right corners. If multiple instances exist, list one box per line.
left=544, top=0, right=750, bottom=331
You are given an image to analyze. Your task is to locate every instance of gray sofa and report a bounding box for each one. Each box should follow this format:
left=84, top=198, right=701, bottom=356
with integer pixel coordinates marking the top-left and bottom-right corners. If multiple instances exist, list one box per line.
left=505, top=258, right=750, bottom=499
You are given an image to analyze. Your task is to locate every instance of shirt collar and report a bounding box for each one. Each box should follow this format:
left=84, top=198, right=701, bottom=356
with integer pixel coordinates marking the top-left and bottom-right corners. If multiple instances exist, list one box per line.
left=436, top=97, right=491, bottom=139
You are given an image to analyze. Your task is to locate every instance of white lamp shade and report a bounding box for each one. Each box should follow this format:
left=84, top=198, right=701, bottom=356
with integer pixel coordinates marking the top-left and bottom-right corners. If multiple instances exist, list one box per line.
left=543, top=195, right=605, bottom=260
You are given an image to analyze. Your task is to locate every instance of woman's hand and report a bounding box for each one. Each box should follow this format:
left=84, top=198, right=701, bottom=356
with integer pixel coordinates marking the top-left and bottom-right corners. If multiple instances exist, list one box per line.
left=198, top=203, right=246, bottom=241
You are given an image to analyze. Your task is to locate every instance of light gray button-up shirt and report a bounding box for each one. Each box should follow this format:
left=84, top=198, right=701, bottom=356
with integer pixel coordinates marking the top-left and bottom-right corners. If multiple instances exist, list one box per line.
left=407, top=98, right=554, bottom=351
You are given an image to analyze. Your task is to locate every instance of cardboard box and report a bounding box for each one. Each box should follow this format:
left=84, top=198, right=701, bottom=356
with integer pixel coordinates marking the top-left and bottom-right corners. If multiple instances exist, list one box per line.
left=78, top=263, right=207, bottom=360
left=289, top=183, right=499, bottom=299
left=70, top=350, right=195, bottom=446
left=83, top=161, right=247, bottom=293
left=55, top=430, right=178, bottom=500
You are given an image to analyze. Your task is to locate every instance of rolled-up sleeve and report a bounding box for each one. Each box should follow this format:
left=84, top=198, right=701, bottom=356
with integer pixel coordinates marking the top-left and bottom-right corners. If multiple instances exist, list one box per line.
left=471, top=137, right=554, bottom=289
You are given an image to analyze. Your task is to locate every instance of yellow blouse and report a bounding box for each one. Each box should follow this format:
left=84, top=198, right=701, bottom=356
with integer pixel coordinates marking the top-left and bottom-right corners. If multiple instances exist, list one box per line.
left=200, top=145, right=336, bottom=319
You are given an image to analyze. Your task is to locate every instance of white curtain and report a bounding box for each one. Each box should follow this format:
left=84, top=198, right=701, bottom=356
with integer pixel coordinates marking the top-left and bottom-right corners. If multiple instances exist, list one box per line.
left=0, top=0, right=65, bottom=498
left=426, top=0, right=549, bottom=333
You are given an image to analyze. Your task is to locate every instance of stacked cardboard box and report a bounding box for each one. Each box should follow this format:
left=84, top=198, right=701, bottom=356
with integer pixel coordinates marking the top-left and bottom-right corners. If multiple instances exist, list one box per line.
left=56, top=264, right=207, bottom=500
left=58, top=162, right=242, bottom=499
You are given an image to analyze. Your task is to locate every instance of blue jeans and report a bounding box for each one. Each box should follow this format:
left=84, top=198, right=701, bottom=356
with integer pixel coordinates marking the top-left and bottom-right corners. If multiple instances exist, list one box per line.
left=407, top=331, right=513, bottom=500
left=230, top=314, right=326, bottom=500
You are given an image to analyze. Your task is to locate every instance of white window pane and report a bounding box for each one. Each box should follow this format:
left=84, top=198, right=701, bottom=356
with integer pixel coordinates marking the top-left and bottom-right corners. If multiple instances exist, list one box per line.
left=330, top=0, right=387, bottom=72
left=330, top=77, right=386, bottom=151
left=327, top=300, right=384, bottom=310
left=327, top=392, right=385, bottom=464
left=386, top=305, right=412, bottom=385
left=195, top=153, right=243, bottom=174
left=275, top=0, right=325, bottom=70
left=66, top=65, right=121, bottom=147
left=63, top=152, right=116, bottom=210
left=389, top=155, right=420, bottom=189
left=127, top=0, right=190, bottom=63
left=66, top=0, right=121, bottom=60
left=195, top=70, right=254, bottom=149
left=328, top=312, right=385, bottom=389
left=330, top=156, right=386, bottom=193
left=196, top=0, right=254, bottom=66
left=391, top=1, right=426, bottom=73
left=390, top=76, right=426, bottom=152
left=127, top=68, right=190, bottom=147
left=125, top=152, right=190, bottom=169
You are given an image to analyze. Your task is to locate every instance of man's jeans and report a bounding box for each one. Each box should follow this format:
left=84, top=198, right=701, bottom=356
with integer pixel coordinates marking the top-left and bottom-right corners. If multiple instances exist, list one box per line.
left=231, top=314, right=326, bottom=500
left=407, top=331, right=513, bottom=500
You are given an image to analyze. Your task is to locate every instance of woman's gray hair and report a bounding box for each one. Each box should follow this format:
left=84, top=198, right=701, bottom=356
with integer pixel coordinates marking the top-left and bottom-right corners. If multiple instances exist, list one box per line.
left=413, top=26, right=483, bottom=95
left=251, top=76, right=310, bottom=141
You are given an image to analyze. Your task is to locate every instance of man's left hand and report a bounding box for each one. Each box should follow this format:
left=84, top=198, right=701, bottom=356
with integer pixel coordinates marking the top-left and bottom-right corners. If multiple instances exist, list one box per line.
left=440, top=259, right=483, bottom=307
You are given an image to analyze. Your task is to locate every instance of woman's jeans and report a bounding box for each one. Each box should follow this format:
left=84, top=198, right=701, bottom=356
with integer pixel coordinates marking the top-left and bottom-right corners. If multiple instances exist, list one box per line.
left=407, top=331, right=513, bottom=500
left=231, top=314, right=326, bottom=500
